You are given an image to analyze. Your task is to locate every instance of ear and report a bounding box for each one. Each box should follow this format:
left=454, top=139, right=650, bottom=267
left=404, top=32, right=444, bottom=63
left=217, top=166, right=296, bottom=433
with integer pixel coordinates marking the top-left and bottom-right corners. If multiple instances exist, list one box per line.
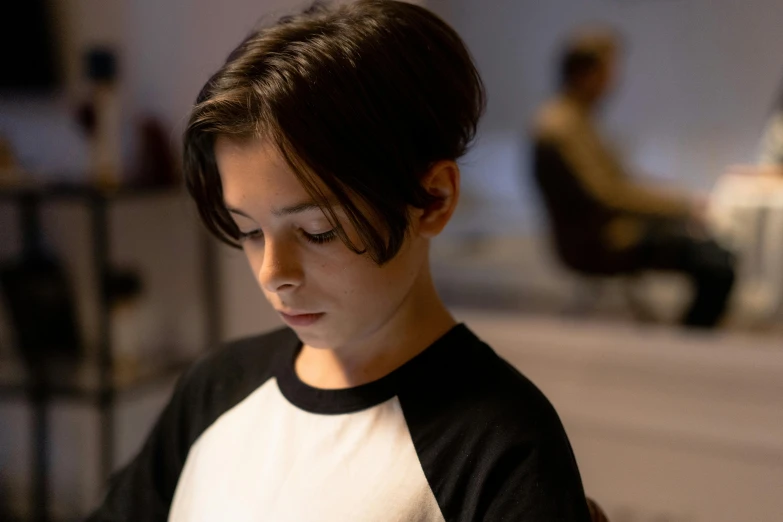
left=415, top=160, right=460, bottom=238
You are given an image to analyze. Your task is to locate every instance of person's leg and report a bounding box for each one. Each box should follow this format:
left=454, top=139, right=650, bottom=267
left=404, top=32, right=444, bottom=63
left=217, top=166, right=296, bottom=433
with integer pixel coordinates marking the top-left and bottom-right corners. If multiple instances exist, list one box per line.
left=637, top=220, right=737, bottom=328
left=679, top=238, right=737, bottom=327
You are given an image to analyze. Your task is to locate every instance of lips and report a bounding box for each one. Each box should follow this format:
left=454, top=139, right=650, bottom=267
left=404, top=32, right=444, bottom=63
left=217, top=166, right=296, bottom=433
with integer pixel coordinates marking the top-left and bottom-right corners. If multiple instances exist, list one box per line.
left=278, top=310, right=325, bottom=327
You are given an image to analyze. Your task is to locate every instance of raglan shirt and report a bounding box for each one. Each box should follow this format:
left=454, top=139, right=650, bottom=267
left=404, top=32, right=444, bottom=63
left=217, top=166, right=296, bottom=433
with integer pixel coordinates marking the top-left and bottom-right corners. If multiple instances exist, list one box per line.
left=86, top=325, right=591, bottom=522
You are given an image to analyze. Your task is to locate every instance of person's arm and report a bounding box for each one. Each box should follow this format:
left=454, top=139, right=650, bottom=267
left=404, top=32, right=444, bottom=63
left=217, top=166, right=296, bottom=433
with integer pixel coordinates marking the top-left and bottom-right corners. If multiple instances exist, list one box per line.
left=478, top=430, right=593, bottom=522
left=551, top=120, right=693, bottom=219
left=85, top=364, right=203, bottom=522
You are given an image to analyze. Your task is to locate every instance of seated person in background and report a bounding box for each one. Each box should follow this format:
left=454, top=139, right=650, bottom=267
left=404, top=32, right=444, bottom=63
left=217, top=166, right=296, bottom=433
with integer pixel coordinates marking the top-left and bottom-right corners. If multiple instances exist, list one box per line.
left=531, top=29, right=736, bottom=328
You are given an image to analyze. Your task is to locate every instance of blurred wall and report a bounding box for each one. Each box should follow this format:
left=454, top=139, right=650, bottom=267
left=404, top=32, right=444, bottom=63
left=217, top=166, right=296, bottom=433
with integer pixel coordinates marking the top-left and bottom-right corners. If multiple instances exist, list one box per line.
left=0, top=0, right=312, bottom=177
left=429, top=0, right=783, bottom=235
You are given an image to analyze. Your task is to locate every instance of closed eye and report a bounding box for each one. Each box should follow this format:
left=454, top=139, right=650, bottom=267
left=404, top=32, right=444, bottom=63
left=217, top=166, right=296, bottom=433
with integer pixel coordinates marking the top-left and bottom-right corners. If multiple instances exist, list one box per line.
left=302, top=229, right=338, bottom=245
left=238, top=229, right=264, bottom=242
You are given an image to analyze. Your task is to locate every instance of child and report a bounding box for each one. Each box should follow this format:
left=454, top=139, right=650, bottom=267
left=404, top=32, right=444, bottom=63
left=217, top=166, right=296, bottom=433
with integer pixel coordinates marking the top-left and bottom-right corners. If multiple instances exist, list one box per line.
left=88, top=2, right=591, bottom=520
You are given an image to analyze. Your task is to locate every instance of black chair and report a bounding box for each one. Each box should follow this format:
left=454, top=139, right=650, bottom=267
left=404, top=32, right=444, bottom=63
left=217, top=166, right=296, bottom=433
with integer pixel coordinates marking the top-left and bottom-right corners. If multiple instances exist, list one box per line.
left=531, top=140, right=657, bottom=322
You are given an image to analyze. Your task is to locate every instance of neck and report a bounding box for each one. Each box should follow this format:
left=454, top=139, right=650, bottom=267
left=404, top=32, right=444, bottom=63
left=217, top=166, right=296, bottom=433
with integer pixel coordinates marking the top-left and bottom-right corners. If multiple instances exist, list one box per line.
left=295, top=264, right=456, bottom=390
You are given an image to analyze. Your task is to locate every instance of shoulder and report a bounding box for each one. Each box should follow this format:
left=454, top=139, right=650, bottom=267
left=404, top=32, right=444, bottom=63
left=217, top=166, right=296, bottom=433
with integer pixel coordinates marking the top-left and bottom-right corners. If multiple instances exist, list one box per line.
left=532, top=96, right=582, bottom=142
left=461, top=339, right=568, bottom=440
left=400, top=327, right=589, bottom=521
left=189, top=327, right=295, bottom=383
left=172, top=327, right=298, bottom=440
left=83, top=327, right=301, bottom=521
left=400, top=325, right=568, bottom=444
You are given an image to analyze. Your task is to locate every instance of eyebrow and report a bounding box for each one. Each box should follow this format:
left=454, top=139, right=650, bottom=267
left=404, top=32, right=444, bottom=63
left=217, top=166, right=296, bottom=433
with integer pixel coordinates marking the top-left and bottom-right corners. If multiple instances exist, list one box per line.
left=272, top=201, right=324, bottom=217
left=226, top=206, right=254, bottom=219
left=226, top=200, right=336, bottom=219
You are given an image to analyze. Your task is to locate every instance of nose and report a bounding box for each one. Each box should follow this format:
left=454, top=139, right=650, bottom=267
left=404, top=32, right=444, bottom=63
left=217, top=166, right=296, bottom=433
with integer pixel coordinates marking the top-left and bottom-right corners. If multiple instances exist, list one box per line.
left=256, top=236, right=304, bottom=294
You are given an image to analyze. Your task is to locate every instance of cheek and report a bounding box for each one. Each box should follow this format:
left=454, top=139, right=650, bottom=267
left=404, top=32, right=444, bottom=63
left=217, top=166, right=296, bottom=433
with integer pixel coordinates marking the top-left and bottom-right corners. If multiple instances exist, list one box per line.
left=242, top=245, right=264, bottom=282
left=332, top=248, right=420, bottom=306
left=307, top=250, right=374, bottom=300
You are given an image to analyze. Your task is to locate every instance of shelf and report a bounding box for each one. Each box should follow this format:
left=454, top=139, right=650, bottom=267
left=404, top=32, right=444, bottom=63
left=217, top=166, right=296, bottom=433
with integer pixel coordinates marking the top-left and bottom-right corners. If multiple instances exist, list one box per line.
left=0, top=174, right=218, bottom=522
left=0, top=181, right=182, bottom=202
left=3, top=513, right=82, bottom=522
left=0, top=354, right=195, bottom=402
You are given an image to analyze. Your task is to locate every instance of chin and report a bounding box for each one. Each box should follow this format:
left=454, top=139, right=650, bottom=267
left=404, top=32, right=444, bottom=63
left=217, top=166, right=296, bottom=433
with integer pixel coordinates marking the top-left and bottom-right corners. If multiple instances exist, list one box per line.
left=291, top=325, right=347, bottom=350
left=294, top=318, right=376, bottom=351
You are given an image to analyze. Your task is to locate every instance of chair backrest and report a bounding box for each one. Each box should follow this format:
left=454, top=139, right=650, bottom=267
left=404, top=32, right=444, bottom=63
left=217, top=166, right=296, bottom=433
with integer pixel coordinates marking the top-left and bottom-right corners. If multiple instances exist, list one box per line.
left=531, top=139, right=630, bottom=275
left=532, top=140, right=607, bottom=227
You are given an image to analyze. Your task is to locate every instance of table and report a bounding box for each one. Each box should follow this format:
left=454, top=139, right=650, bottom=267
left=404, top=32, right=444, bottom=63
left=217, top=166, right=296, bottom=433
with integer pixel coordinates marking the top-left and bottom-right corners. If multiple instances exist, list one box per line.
left=708, top=172, right=783, bottom=323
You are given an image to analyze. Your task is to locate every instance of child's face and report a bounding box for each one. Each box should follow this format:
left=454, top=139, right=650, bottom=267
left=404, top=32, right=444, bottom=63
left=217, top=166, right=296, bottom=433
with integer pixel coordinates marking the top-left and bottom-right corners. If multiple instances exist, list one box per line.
left=215, top=137, right=429, bottom=350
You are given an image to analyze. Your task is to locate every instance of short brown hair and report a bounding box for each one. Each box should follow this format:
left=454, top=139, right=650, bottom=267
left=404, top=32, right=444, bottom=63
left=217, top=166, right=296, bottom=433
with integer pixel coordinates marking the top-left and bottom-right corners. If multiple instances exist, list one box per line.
left=184, top=0, right=485, bottom=264
left=559, top=28, right=620, bottom=88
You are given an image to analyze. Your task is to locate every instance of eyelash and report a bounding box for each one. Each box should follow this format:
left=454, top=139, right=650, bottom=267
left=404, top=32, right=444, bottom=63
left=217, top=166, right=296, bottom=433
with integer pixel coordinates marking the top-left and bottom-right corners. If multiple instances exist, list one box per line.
left=237, top=229, right=263, bottom=242
left=237, top=229, right=338, bottom=245
left=303, top=229, right=338, bottom=245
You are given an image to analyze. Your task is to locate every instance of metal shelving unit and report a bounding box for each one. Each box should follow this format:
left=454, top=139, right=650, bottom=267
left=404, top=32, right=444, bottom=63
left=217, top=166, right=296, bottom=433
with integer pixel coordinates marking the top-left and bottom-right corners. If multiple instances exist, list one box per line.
left=0, top=183, right=219, bottom=522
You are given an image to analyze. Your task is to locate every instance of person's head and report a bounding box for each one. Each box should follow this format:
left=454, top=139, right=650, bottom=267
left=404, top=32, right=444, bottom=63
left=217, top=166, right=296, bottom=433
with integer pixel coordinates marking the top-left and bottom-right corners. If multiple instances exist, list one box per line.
left=183, top=0, right=484, bottom=349
left=558, top=28, right=620, bottom=104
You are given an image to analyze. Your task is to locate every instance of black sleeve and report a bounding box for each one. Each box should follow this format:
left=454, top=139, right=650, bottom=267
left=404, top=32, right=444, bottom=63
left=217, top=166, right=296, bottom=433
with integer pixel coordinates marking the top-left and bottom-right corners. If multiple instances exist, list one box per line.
left=478, top=424, right=592, bottom=522
left=406, top=394, right=592, bottom=522
left=473, top=361, right=593, bottom=522
left=84, top=362, right=206, bottom=522
left=399, top=335, right=592, bottom=522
